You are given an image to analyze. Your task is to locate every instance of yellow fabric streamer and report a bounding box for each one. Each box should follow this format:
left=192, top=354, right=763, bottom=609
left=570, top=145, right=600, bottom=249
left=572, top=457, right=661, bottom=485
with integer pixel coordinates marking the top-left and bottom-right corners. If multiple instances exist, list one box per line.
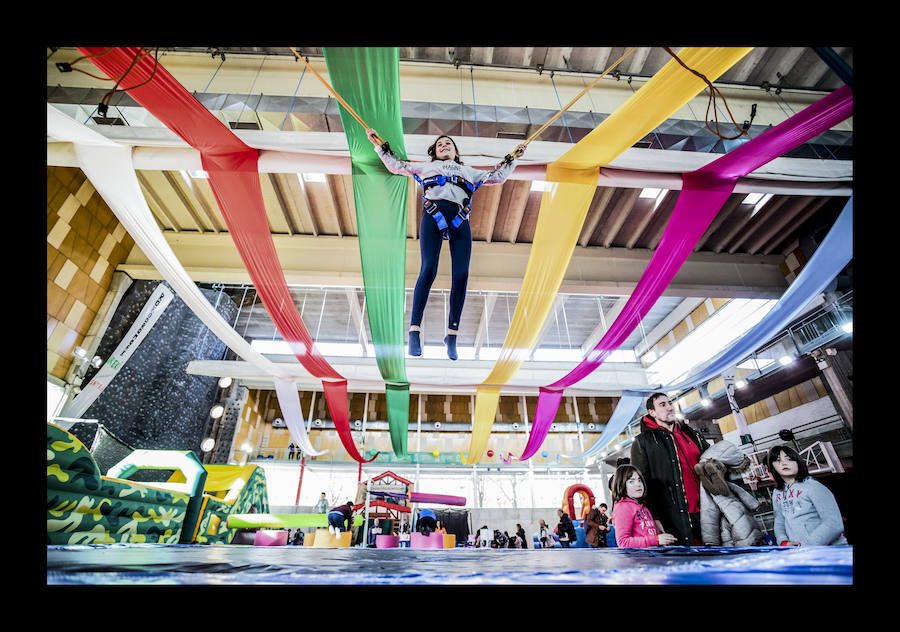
left=464, top=47, right=752, bottom=465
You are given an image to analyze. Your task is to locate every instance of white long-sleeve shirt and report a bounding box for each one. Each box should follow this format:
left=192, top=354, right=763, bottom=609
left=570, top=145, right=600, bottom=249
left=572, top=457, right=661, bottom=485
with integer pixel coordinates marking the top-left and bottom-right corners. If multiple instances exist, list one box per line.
left=375, top=146, right=517, bottom=209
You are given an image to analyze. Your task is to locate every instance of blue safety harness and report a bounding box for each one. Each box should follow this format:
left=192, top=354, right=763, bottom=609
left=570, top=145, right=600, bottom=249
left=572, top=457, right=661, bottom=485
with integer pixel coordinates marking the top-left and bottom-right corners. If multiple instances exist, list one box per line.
left=413, top=173, right=483, bottom=239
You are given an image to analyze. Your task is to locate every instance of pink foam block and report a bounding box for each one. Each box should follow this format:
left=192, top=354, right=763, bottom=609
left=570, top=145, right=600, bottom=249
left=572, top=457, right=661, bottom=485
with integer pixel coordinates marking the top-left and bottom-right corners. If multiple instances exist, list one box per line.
left=409, top=492, right=466, bottom=506
left=410, top=531, right=445, bottom=549
left=375, top=535, right=400, bottom=548
left=254, top=529, right=288, bottom=546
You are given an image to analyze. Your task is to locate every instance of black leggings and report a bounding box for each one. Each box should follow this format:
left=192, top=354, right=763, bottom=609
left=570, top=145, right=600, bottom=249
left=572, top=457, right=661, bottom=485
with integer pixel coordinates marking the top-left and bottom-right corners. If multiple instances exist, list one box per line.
left=410, top=200, right=472, bottom=331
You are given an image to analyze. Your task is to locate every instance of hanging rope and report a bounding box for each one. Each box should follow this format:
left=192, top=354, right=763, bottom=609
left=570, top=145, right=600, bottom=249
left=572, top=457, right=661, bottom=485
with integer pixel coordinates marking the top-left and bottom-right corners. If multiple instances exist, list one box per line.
left=289, top=47, right=384, bottom=144
left=522, top=47, right=638, bottom=147
left=663, top=46, right=756, bottom=141
left=200, top=55, right=227, bottom=99
left=281, top=64, right=307, bottom=131
left=549, top=72, right=574, bottom=144
left=66, top=47, right=161, bottom=118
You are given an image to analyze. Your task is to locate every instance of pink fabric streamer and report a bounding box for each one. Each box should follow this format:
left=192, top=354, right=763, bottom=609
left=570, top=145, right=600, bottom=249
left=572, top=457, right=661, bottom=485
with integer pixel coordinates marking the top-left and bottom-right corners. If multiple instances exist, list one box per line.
left=519, top=85, right=853, bottom=461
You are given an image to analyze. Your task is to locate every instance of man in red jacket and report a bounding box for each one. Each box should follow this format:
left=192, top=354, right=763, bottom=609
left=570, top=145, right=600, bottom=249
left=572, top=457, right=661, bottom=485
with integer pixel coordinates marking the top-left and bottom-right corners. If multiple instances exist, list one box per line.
left=630, top=392, right=709, bottom=546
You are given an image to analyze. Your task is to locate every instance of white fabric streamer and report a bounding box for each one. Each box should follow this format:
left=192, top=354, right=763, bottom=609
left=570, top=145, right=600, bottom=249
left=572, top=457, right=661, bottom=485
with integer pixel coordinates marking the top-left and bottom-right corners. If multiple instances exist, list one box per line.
left=48, top=105, right=326, bottom=456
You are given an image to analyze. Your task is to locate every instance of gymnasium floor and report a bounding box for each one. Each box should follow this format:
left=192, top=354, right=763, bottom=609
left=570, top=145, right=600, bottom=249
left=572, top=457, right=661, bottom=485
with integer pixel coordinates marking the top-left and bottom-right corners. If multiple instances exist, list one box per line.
left=47, top=543, right=852, bottom=585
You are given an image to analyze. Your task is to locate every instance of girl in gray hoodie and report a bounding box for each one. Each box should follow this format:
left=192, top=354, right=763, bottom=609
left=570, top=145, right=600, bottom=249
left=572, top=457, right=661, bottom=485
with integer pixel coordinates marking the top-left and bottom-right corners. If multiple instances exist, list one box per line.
left=766, top=445, right=848, bottom=546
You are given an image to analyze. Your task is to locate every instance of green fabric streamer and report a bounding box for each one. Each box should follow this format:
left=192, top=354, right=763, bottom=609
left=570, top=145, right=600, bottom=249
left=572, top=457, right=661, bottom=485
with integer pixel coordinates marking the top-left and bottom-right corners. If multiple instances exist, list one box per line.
left=323, top=47, right=410, bottom=456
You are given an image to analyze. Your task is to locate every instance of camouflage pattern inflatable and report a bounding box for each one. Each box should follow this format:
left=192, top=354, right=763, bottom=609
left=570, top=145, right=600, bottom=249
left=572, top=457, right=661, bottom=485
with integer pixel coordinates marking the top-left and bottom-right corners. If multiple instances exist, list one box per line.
left=191, top=465, right=269, bottom=545
left=47, top=423, right=190, bottom=544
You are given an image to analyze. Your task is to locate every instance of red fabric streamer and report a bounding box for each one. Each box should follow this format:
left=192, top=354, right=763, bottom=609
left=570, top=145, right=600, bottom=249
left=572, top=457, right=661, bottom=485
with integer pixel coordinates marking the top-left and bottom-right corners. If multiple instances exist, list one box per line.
left=78, top=47, right=375, bottom=462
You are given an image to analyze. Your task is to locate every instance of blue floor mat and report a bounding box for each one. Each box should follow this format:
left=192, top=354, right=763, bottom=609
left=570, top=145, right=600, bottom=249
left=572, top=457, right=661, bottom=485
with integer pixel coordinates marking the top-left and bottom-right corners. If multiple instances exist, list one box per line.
left=47, top=543, right=852, bottom=585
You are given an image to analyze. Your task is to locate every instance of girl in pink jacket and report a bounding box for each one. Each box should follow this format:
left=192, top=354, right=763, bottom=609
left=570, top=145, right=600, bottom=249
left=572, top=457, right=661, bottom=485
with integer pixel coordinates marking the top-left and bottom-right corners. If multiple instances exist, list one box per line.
left=610, top=465, right=679, bottom=548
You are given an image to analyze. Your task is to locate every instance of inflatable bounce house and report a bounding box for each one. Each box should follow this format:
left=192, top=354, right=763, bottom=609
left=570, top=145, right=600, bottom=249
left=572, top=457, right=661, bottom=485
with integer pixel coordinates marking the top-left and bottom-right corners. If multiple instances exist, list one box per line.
left=561, top=484, right=594, bottom=548
left=534, top=483, right=596, bottom=548
left=47, top=422, right=268, bottom=545
left=184, top=464, right=269, bottom=544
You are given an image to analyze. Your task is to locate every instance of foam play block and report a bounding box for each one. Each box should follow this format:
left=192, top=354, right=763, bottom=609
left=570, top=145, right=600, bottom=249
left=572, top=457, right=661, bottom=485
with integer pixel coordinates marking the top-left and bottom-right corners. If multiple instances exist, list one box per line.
left=442, top=533, right=456, bottom=548
left=312, top=528, right=351, bottom=548
left=375, top=534, right=399, bottom=548
left=303, top=531, right=315, bottom=547
left=254, top=529, right=288, bottom=546
left=410, top=531, right=444, bottom=549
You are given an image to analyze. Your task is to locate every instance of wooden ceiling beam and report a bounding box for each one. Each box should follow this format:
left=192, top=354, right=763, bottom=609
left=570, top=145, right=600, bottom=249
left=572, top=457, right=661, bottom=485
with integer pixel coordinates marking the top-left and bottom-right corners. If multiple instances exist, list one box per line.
left=693, top=193, right=748, bottom=252
left=763, top=200, right=834, bottom=256
left=504, top=180, right=532, bottom=243
left=136, top=172, right=180, bottom=232
left=480, top=182, right=504, bottom=244
left=747, top=197, right=824, bottom=255
left=726, top=195, right=790, bottom=254
left=177, top=171, right=223, bottom=232
left=293, top=177, right=319, bottom=236
left=626, top=190, right=673, bottom=249
left=162, top=171, right=206, bottom=233
left=578, top=186, right=614, bottom=248
left=325, top=174, right=345, bottom=238
left=602, top=187, right=641, bottom=248
left=266, top=172, right=297, bottom=235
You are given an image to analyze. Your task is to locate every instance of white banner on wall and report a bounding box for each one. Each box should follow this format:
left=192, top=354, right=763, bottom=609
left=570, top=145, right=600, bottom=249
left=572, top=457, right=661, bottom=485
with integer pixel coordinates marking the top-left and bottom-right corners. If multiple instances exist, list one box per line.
left=60, top=283, right=174, bottom=422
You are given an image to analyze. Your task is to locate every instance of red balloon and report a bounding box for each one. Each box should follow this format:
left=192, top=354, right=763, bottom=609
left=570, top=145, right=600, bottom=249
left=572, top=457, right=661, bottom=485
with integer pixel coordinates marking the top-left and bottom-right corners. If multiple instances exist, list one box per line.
left=487, top=450, right=494, bottom=457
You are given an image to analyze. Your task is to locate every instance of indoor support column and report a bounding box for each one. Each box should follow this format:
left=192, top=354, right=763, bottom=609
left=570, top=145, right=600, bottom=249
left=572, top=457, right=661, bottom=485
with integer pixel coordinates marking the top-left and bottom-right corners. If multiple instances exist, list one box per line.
left=722, top=367, right=753, bottom=445
left=817, top=357, right=853, bottom=431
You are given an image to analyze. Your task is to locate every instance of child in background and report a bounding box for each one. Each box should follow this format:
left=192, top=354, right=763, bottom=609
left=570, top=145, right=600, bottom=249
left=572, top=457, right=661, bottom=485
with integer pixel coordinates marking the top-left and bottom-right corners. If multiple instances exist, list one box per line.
left=766, top=444, right=848, bottom=546
left=538, top=519, right=555, bottom=549
left=398, top=517, right=411, bottom=548
left=610, top=464, right=678, bottom=548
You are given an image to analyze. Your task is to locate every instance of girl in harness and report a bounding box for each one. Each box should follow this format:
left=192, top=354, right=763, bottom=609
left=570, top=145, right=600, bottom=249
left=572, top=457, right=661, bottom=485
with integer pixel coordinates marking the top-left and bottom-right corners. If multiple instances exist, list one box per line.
left=367, top=129, right=525, bottom=359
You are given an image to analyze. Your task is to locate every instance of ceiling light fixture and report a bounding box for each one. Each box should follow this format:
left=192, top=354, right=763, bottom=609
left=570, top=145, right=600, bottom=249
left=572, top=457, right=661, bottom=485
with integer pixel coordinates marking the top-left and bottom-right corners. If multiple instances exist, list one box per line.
left=735, top=379, right=747, bottom=389
left=700, top=398, right=711, bottom=407
left=841, top=321, right=852, bottom=334
left=210, top=404, right=225, bottom=419
left=218, top=376, right=233, bottom=389
left=779, top=355, right=794, bottom=366
left=201, top=438, right=216, bottom=452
